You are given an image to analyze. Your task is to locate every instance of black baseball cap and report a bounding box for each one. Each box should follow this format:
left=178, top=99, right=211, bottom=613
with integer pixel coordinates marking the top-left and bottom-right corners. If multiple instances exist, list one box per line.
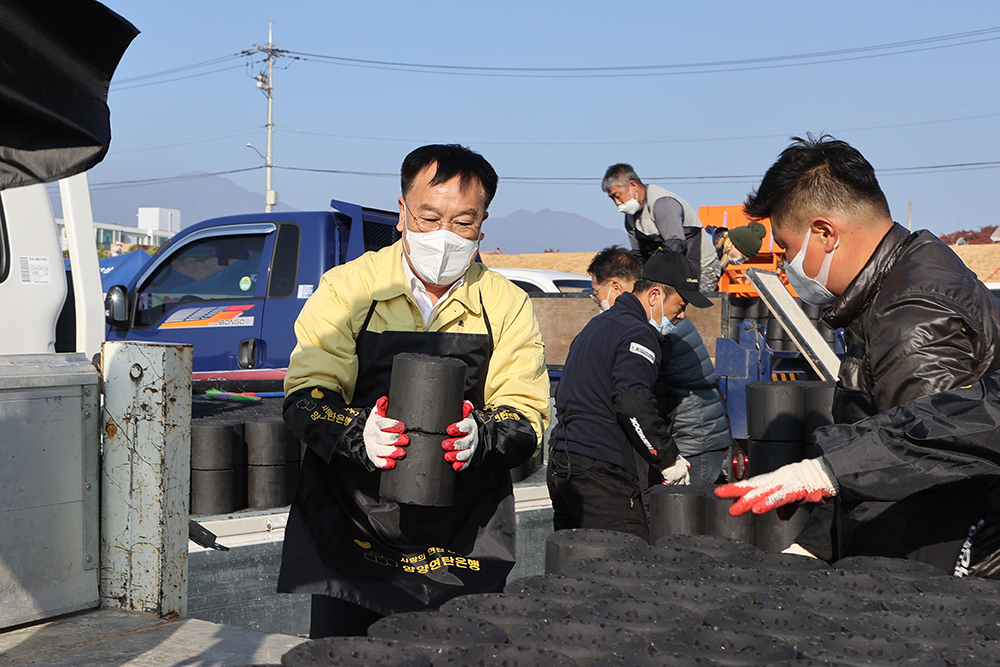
left=641, top=250, right=712, bottom=308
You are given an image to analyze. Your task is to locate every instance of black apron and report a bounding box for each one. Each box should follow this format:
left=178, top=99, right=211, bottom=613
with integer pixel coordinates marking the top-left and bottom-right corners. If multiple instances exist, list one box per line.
left=278, top=299, right=517, bottom=616
left=632, top=225, right=664, bottom=262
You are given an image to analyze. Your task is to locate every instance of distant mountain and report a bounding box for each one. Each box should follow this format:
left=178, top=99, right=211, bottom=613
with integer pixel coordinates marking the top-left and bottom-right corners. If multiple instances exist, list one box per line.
left=482, top=209, right=629, bottom=254
left=49, top=173, right=627, bottom=254
left=50, top=172, right=297, bottom=228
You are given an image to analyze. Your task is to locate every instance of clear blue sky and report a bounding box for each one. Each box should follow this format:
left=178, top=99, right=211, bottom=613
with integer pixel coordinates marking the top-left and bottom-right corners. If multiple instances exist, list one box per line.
left=96, top=1, right=1000, bottom=235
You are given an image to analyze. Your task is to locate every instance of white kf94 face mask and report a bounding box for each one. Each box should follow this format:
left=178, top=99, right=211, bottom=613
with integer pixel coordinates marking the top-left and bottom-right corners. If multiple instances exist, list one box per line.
left=403, top=223, right=480, bottom=286
left=785, top=227, right=838, bottom=306
left=618, top=198, right=641, bottom=215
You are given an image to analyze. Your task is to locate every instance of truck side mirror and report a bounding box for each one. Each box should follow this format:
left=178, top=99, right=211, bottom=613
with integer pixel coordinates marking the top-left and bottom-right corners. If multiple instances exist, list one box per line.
left=105, top=285, right=129, bottom=328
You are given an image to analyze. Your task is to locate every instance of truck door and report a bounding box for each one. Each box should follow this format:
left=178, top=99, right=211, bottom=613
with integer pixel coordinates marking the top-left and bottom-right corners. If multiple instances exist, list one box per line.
left=256, top=222, right=303, bottom=374
left=0, top=184, right=67, bottom=354
left=108, top=223, right=274, bottom=373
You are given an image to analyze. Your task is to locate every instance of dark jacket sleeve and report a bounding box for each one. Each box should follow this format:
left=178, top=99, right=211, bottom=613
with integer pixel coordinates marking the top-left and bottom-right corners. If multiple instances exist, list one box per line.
left=815, top=375, right=1000, bottom=507
left=610, top=332, right=678, bottom=469
left=283, top=385, right=374, bottom=471
left=470, top=404, right=538, bottom=472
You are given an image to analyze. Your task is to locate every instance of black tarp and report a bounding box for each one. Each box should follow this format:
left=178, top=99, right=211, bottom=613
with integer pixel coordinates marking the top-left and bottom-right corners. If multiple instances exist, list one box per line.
left=0, top=0, right=138, bottom=191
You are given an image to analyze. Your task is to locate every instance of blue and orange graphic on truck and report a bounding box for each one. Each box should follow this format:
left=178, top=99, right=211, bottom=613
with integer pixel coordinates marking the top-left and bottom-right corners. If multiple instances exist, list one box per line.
left=160, top=304, right=255, bottom=329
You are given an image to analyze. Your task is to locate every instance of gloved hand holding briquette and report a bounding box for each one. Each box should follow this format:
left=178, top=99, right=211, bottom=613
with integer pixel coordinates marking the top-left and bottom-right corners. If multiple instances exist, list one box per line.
left=363, top=396, right=409, bottom=469
left=442, top=400, right=479, bottom=472
left=715, top=457, right=838, bottom=516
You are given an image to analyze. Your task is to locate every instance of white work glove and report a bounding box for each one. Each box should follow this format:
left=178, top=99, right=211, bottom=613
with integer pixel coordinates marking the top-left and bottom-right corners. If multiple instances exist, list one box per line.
left=782, top=543, right=820, bottom=559
left=363, top=396, right=409, bottom=469
left=661, top=455, right=691, bottom=485
left=442, top=400, right=478, bottom=472
left=715, top=457, right=839, bottom=516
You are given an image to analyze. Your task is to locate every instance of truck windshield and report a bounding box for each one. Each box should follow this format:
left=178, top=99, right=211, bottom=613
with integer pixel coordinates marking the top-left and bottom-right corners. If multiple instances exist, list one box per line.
left=134, top=234, right=266, bottom=327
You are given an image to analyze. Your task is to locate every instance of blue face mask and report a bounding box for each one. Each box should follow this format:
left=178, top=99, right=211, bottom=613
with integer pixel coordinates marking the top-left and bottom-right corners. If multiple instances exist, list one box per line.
left=649, top=292, right=678, bottom=335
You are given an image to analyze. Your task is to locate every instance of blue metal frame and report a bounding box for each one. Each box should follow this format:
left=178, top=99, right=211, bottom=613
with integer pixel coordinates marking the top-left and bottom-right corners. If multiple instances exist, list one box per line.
left=717, top=318, right=845, bottom=439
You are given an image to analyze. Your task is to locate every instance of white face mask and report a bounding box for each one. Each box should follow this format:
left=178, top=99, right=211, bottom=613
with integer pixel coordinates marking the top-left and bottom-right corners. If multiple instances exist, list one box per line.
left=785, top=227, right=838, bottom=306
left=648, top=291, right=677, bottom=335
left=618, top=198, right=641, bottom=216
left=402, top=217, right=480, bottom=286
left=729, top=251, right=747, bottom=266
left=598, top=298, right=611, bottom=313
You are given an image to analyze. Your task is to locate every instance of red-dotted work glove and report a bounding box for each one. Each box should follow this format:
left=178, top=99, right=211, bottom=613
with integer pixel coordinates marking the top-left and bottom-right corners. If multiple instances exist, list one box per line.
left=442, top=400, right=478, bottom=472
left=362, top=396, right=409, bottom=469
left=715, top=457, right=838, bottom=516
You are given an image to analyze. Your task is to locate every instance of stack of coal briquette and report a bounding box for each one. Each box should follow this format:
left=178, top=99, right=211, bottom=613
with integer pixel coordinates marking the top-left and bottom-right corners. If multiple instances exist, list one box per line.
left=280, top=528, right=1000, bottom=666
left=191, top=397, right=301, bottom=515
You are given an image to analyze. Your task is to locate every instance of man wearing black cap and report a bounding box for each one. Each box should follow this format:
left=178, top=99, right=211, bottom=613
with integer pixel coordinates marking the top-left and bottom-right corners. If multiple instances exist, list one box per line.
left=547, top=249, right=712, bottom=540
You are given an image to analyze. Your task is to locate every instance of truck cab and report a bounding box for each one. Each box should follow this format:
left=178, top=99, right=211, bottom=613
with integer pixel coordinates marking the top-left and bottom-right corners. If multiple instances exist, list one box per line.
left=105, top=201, right=399, bottom=389
left=0, top=184, right=69, bottom=353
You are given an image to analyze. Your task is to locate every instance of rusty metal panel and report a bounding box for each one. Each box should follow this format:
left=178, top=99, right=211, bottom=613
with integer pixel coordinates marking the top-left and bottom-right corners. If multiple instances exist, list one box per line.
left=101, top=341, right=192, bottom=618
left=0, top=353, right=100, bottom=629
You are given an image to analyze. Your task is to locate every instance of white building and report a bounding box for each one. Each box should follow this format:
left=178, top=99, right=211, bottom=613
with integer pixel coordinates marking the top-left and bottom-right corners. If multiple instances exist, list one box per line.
left=57, top=207, right=179, bottom=251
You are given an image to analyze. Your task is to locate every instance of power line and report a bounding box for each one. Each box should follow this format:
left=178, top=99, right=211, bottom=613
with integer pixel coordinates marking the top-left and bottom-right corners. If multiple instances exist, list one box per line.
left=276, top=165, right=397, bottom=178
left=112, top=63, right=250, bottom=91
left=272, top=106, right=1000, bottom=148
left=111, top=128, right=261, bottom=154
left=110, top=25, right=1000, bottom=91
left=113, top=54, right=244, bottom=84
left=86, top=167, right=263, bottom=190
left=76, top=160, right=1000, bottom=192
left=287, top=26, right=1000, bottom=78
left=275, top=160, right=1000, bottom=183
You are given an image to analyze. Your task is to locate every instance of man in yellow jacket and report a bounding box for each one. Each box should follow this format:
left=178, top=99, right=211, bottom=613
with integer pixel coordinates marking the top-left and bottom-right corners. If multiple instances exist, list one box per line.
left=278, top=144, right=551, bottom=637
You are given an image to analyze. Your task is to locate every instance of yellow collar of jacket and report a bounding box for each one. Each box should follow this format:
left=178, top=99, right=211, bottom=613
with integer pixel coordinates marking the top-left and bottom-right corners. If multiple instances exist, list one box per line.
left=371, top=240, right=485, bottom=318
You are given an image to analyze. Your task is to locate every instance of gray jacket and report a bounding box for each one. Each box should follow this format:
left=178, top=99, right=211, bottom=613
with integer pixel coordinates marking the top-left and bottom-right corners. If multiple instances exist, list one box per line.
left=655, top=318, right=731, bottom=456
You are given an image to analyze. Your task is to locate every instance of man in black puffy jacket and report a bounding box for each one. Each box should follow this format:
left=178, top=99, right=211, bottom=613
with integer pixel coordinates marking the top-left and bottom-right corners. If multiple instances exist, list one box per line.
left=743, top=134, right=1000, bottom=567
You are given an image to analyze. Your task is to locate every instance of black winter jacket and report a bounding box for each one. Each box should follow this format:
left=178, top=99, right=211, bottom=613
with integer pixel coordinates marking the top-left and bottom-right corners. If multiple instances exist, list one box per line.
left=815, top=373, right=1000, bottom=571
left=822, top=223, right=1000, bottom=424
left=798, top=222, right=1000, bottom=563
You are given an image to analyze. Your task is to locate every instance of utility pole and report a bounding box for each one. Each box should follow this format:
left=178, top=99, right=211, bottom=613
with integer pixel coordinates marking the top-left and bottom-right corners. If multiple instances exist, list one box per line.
left=908, top=200, right=912, bottom=231
left=251, top=22, right=279, bottom=212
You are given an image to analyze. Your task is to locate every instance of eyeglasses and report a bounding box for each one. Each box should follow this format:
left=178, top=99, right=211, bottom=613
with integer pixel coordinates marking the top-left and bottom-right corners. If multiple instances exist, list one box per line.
left=589, top=281, right=609, bottom=306
left=404, top=200, right=482, bottom=234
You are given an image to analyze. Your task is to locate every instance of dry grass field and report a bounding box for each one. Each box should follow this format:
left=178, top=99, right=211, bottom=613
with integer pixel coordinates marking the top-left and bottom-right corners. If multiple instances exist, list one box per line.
left=950, top=244, right=1000, bottom=283
left=480, top=252, right=595, bottom=275
left=483, top=243, right=1000, bottom=284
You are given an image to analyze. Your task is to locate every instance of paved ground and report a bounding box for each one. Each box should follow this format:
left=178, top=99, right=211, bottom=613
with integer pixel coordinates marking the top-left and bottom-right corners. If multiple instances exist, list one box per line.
left=0, top=608, right=306, bottom=667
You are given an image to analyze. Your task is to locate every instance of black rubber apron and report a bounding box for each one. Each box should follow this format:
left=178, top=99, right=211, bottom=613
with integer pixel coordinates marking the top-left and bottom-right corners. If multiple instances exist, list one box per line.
left=279, top=299, right=516, bottom=616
